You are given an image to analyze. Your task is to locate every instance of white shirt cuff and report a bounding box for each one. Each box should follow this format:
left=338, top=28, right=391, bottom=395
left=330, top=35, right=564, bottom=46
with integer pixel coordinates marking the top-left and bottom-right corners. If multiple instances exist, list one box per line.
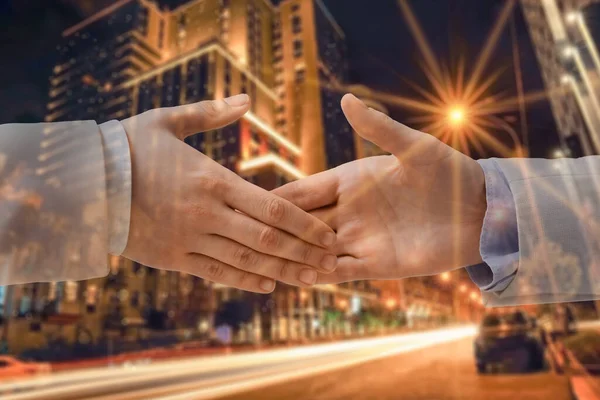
left=98, top=120, right=132, bottom=255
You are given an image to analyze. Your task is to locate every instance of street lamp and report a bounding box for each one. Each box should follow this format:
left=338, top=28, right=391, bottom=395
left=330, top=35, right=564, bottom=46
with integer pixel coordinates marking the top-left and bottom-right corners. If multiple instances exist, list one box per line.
left=459, top=284, right=467, bottom=293
left=470, top=291, right=478, bottom=301
left=561, top=74, right=573, bottom=85
left=385, top=298, right=397, bottom=310
left=562, top=45, right=577, bottom=59
left=448, top=107, right=465, bottom=126
left=440, top=272, right=451, bottom=282
left=551, top=148, right=567, bottom=159
left=566, top=11, right=583, bottom=25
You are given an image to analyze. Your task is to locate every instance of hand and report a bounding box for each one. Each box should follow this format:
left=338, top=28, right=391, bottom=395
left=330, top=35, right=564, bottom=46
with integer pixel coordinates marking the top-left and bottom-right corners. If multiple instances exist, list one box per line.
left=120, top=94, right=337, bottom=292
left=273, top=94, right=486, bottom=283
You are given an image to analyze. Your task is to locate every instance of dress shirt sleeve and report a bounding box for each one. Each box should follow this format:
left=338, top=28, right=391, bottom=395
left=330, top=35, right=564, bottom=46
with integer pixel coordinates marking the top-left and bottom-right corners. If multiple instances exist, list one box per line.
left=466, top=158, right=519, bottom=293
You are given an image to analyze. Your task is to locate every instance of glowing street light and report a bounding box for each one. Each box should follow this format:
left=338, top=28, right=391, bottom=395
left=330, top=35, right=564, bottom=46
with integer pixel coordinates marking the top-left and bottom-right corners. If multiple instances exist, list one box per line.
left=440, top=272, right=451, bottom=282
left=561, top=74, right=573, bottom=85
left=562, top=45, right=577, bottom=58
left=470, top=291, right=479, bottom=301
left=566, top=11, right=583, bottom=25
left=448, top=107, right=465, bottom=126
left=459, top=284, right=467, bottom=293
left=385, top=298, right=397, bottom=309
left=551, top=148, right=567, bottom=159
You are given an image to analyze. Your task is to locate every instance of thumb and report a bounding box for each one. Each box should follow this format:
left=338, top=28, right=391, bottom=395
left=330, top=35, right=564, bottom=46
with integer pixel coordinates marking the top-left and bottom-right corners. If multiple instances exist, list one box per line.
left=341, top=93, right=435, bottom=162
left=164, top=94, right=250, bottom=140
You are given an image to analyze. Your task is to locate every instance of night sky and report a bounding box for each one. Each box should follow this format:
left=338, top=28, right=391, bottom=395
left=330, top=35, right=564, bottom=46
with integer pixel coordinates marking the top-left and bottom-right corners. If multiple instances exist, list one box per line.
left=0, top=0, right=560, bottom=157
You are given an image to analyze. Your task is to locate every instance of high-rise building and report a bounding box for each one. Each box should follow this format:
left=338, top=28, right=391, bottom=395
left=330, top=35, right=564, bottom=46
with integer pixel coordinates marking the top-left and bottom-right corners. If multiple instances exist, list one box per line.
left=275, top=0, right=355, bottom=174
left=521, top=0, right=600, bottom=156
left=0, top=0, right=382, bottom=351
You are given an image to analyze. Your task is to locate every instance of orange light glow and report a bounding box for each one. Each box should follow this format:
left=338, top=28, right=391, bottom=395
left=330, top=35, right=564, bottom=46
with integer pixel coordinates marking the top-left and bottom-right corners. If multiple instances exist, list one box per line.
left=385, top=298, right=397, bottom=309
left=448, top=108, right=465, bottom=125
left=392, top=0, right=523, bottom=157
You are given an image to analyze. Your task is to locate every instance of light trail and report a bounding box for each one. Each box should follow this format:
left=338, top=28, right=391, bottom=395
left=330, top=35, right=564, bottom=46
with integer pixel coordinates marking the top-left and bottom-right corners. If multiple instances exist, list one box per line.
left=1, top=326, right=476, bottom=400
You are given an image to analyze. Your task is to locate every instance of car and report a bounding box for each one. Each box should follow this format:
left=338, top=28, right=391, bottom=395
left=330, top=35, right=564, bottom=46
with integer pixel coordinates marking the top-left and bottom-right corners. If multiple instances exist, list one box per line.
left=0, top=356, right=51, bottom=380
left=474, top=310, right=546, bottom=374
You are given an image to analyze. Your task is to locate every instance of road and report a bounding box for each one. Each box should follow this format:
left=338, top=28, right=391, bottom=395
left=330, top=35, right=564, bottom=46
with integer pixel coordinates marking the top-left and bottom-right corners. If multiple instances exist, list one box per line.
left=0, top=325, right=571, bottom=400
left=220, top=334, right=571, bottom=400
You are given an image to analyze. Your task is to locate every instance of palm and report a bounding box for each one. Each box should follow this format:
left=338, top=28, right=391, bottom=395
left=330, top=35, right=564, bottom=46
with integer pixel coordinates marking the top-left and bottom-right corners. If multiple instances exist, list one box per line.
left=332, top=149, right=484, bottom=282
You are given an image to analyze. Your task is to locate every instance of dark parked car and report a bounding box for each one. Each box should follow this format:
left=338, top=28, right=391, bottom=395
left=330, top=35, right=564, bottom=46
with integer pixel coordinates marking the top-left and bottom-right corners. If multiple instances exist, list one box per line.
left=474, top=310, right=546, bottom=374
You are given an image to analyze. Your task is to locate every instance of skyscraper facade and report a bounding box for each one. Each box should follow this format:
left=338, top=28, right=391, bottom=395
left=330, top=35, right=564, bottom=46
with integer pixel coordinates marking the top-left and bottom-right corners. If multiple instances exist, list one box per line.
left=1, top=0, right=378, bottom=351
left=521, top=0, right=600, bottom=156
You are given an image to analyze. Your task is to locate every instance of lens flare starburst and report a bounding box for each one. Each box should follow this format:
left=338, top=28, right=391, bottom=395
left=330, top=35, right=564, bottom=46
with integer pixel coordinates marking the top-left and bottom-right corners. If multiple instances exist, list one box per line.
left=339, top=0, right=534, bottom=158
left=396, top=0, right=523, bottom=157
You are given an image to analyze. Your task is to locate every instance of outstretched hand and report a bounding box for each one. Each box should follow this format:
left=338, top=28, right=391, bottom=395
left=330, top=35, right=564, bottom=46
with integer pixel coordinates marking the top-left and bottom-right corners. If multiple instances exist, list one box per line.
left=121, top=95, right=337, bottom=293
left=273, top=94, right=486, bottom=284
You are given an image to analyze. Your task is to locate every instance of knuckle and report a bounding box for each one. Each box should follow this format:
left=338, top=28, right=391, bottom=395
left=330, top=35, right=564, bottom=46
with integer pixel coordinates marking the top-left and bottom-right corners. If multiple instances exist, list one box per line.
left=263, top=197, right=287, bottom=224
left=300, top=244, right=313, bottom=263
left=278, top=260, right=291, bottom=281
left=198, top=175, right=226, bottom=195
left=259, top=227, right=280, bottom=250
left=234, top=247, right=258, bottom=269
left=200, top=100, right=222, bottom=119
left=204, top=262, right=225, bottom=280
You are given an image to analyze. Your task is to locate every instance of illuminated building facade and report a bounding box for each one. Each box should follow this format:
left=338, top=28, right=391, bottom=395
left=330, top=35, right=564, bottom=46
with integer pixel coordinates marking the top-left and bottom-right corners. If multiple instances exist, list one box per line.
left=0, top=0, right=377, bottom=352
left=275, top=0, right=355, bottom=174
left=521, top=0, right=600, bottom=156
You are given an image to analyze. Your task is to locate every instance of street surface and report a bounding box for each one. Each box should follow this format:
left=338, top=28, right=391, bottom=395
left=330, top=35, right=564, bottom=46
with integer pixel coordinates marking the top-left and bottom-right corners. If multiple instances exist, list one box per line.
left=0, top=325, right=571, bottom=400
left=220, top=335, right=571, bottom=400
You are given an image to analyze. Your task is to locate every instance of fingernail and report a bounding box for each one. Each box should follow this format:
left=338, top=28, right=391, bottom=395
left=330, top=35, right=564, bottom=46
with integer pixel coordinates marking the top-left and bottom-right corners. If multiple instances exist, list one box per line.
left=260, top=279, right=275, bottom=292
left=224, top=94, right=249, bottom=107
left=321, top=232, right=336, bottom=247
left=350, top=94, right=367, bottom=109
left=299, top=269, right=317, bottom=285
left=321, top=254, right=337, bottom=272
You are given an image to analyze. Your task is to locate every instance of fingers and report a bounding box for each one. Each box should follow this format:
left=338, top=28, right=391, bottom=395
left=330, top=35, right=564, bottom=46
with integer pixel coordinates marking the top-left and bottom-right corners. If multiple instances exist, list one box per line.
left=341, top=93, right=427, bottom=160
left=216, top=209, right=338, bottom=273
left=226, top=178, right=337, bottom=248
left=271, top=169, right=339, bottom=211
left=316, top=256, right=368, bottom=284
left=164, top=95, right=250, bottom=139
left=181, top=253, right=276, bottom=293
left=310, top=207, right=339, bottom=231
left=196, top=236, right=320, bottom=287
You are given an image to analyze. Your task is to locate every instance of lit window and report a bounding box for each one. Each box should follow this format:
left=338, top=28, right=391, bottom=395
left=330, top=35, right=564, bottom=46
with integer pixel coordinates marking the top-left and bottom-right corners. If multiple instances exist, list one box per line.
left=66, top=281, right=78, bottom=302
left=86, top=285, right=98, bottom=305
left=48, top=282, right=57, bottom=301
left=293, top=40, right=303, bottom=58
left=158, top=19, right=165, bottom=49
left=292, top=15, right=302, bottom=34
left=110, top=255, right=120, bottom=273
left=295, top=68, right=305, bottom=84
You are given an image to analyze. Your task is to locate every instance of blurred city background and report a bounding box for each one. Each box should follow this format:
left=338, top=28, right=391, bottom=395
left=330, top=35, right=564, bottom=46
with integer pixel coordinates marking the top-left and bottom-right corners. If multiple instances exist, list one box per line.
left=1, top=0, right=600, bottom=399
